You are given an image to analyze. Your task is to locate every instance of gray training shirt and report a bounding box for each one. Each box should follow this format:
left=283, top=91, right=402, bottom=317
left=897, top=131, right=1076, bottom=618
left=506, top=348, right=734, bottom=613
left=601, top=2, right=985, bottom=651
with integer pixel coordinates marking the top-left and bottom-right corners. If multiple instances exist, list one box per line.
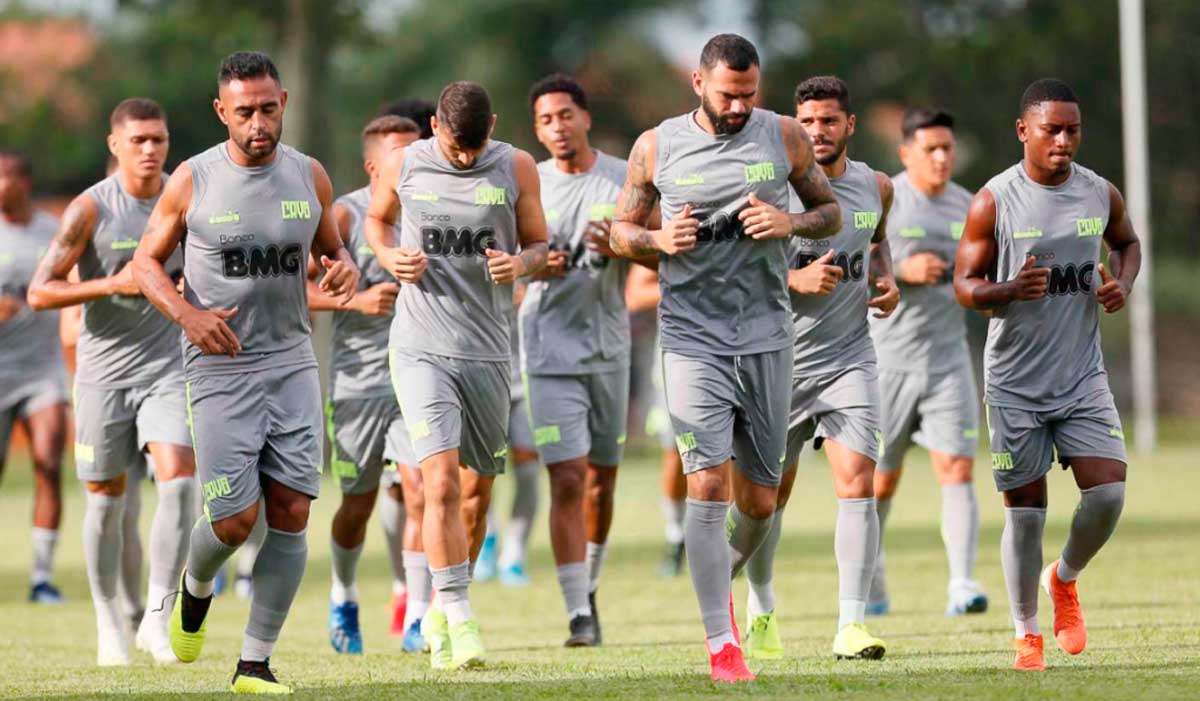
left=787, top=158, right=882, bottom=374
left=652, top=108, right=793, bottom=356
left=0, top=210, right=61, bottom=384
left=869, top=172, right=973, bottom=373
left=330, top=186, right=394, bottom=400
left=391, top=138, right=520, bottom=362
left=76, top=174, right=183, bottom=388
left=520, top=151, right=629, bottom=375
left=183, top=142, right=321, bottom=376
left=983, top=161, right=1112, bottom=411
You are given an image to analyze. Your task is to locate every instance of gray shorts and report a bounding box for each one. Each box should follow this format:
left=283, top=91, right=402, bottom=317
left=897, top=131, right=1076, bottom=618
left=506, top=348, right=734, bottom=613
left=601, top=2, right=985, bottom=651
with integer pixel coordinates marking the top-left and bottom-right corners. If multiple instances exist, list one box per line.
left=662, top=348, right=791, bottom=487
left=877, top=361, right=980, bottom=472
left=327, top=395, right=415, bottom=496
left=187, top=362, right=323, bottom=522
left=74, top=374, right=192, bottom=483
left=786, top=364, right=882, bottom=468
left=509, top=396, right=535, bottom=452
left=526, top=366, right=629, bottom=467
left=985, top=387, right=1127, bottom=492
left=390, top=348, right=509, bottom=476
left=0, top=371, right=68, bottom=458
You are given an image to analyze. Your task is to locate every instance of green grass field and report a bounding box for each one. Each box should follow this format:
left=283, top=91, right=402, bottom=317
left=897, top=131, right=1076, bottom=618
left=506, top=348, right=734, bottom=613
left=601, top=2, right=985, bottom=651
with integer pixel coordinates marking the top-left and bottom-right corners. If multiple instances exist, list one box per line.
left=1, top=438, right=1198, bottom=700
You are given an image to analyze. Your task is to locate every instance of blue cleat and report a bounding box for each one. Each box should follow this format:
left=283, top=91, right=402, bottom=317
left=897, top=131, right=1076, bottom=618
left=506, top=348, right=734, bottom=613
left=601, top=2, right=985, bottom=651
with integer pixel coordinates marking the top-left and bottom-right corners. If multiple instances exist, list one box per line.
left=402, top=618, right=427, bottom=653
left=212, top=568, right=227, bottom=597
left=28, top=581, right=64, bottom=604
left=475, top=534, right=498, bottom=582
left=946, top=589, right=989, bottom=617
left=865, top=598, right=890, bottom=617
left=499, top=562, right=530, bottom=587
left=329, top=601, right=363, bottom=654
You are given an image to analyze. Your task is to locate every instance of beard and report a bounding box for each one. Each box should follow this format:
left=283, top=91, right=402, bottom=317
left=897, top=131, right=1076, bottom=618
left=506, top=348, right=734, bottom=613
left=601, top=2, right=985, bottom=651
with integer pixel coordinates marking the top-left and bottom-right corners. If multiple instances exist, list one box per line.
left=813, top=136, right=848, bottom=166
left=701, top=94, right=750, bottom=135
left=236, top=127, right=281, bottom=160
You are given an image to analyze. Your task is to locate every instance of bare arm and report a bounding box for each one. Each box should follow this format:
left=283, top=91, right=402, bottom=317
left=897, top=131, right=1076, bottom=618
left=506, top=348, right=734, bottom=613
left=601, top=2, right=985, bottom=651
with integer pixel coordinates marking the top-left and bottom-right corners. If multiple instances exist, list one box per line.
left=611, top=130, right=666, bottom=257
left=953, top=188, right=1048, bottom=310
left=1095, top=182, right=1141, bottom=313
left=511, top=149, right=549, bottom=277
left=309, top=159, right=359, bottom=305
left=365, top=149, right=427, bottom=284
left=867, top=172, right=898, bottom=317
left=307, top=202, right=353, bottom=312
left=782, top=118, right=840, bottom=239
left=27, top=195, right=134, bottom=309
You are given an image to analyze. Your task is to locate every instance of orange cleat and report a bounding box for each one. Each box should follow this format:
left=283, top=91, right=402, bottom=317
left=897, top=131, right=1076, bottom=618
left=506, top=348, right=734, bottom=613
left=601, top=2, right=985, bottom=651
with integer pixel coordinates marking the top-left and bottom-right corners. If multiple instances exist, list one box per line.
left=389, top=590, right=408, bottom=637
left=710, top=642, right=756, bottom=683
left=1041, top=561, right=1087, bottom=655
left=1013, top=634, right=1045, bottom=671
left=728, top=592, right=741, bottom=644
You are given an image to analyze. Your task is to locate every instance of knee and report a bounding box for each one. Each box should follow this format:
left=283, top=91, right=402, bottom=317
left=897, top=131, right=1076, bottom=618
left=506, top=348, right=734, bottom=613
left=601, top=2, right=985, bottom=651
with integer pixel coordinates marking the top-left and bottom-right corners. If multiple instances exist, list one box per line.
left=1003, top=482, right=1047, bottom=509
left=739, top=497, right=775, bottom=521
left=550, top=467, right=586, bottom=503
left=265, top=494, right=311, bottom=533
left=586, top=476, right=614, bottom=507
left=688, top=469, right=729, bottom=503
left=212, top=508, right=259, bottom=546
left=337, top=493, right=375, bottom=525
left=32, top=460, right=62, bottom=486
left=833, top=466, right=875, bottom=499
left=424, top=469, right=461, bottom=509
left=874, top=470, right=901, bottom=501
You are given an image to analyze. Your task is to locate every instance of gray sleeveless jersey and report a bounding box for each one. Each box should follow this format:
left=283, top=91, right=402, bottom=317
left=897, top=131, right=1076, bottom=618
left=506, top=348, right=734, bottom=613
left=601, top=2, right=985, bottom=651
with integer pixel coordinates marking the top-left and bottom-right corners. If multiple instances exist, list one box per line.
left=787, top=159, right=882, bottom=374
left=869, top=173, right=972, bottom=372
left=520, top=151, right=629, bottom=374
left=76, top=174, right=183, bottom=387
left=391, top=138, right=520, bottom=361
left=330, top=186, right=394, bottom=399
left=652, top=109, right=792, bottom=356
left=183, top=142, right=320, bottom=375
left=983, top=162, right=1112, bottom=410
left=0, top=211, right=61, bottom=382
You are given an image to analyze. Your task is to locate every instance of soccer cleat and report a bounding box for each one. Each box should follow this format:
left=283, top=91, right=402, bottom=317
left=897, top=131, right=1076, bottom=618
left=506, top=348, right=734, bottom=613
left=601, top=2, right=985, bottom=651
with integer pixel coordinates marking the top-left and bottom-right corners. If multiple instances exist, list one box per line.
left=230, top=658, right=292, bottom=694
left=743, top=613, right=783, bottom=660
left=709, top=642, right=755, bottom=683
left=234, top=574, right=253, bottom=601
left=135, top=611, right=178, bottom=664
left=474, top=534, right=498, bottom=582
left=328, top=601, right=363, bottom=654
left=498, top=562, right=530, bottom=587
left=728, top=593, right=741, bottom=644
left=1013, top=634, right=1046, bottom=671
left=96, top=600, right=132, bottom=667
left=589, top=591, right=602, bottom=645
left=449, top=620, right=485, bottom=669
left=658, top=541, right=686, bottom=578
left=1041, top=560, right=1087, bottom=655
left=564, top=613, right=599, bottom=647
left=421, top=608, right=452, bottom=669
left=946, top=581, right=989, bottom=616
left=402, top=618, right=427, bottom=653
left=865, top=599, right=890, bottom=617
left=832, top=623, right=886, bottom=660
left=169, top=572, right=211, bottom=663
left=389, top=591, right=408, bottom=636
left=28, top=581, right=64, bottom=604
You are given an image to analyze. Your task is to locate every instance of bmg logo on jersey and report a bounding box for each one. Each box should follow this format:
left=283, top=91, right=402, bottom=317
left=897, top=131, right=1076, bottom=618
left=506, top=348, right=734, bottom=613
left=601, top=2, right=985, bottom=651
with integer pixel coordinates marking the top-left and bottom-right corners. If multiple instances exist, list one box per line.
left=1046, top=261, right=1096, bottom=296
left=792, top=249, right=865, bottom=282
left=222, top=243, right=303, bottom=278
left=280, top=200, right=312, bottom=220
left=421, top=226, right=496, bottom=256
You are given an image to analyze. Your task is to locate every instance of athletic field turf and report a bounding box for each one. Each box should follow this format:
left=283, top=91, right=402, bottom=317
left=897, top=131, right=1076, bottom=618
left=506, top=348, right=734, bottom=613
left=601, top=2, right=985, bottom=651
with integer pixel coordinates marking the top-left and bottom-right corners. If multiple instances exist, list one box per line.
left=2, top=438, right=1197, bottom=700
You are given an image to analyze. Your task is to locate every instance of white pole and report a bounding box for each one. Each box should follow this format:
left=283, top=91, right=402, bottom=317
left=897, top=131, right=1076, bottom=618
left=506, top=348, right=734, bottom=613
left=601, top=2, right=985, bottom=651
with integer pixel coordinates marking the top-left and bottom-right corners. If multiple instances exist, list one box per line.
left=1118, top=0, right=1157, bottom=452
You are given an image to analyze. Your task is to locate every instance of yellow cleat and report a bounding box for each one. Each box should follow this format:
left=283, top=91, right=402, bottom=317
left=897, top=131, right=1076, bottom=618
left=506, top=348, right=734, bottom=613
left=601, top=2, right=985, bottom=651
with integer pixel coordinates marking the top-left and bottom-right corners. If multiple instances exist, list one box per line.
left=168, top=573, right=208, bottom=664
left=449, top=620, right=486, bottom=670
left=744, top=613, right=784, bottom=660
left=231, top=659, right=292, bottom=695
left=422, top=608, right=452, bottom=670
left=832, top=622, right=886, bottom=660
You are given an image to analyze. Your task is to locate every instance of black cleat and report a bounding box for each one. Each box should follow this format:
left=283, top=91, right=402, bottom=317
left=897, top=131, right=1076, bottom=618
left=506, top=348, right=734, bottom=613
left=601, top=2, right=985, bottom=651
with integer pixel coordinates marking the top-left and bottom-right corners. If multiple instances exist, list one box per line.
left=564, top=614, right=599, bottom=647
left=589, top=591, right=602, bottom=645
left=657, top=541, right=686, bottom=578
left=230, top=658, right=292, bottom=694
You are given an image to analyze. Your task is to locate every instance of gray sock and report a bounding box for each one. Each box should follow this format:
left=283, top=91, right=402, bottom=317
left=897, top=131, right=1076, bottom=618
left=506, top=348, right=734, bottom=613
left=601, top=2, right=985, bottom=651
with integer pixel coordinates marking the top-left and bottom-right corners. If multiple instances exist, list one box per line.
left=245, top=528, right=308, bottom=647
left=869, top=497, right=892, bottom=604
left=186, top=516, right=237, bottom=588
left=585, top=541, right=606, bottom=593
left=556, top=561, right=590, bottom=618
left=500, top=459, right=539, bottom=567
left=29, top=527, right=59, bottom=585
left=746, top=506, right=785, bottom=617
left=1059, top=482, right=1125, bottom=581
left=835, top=497, right=880, bottom=628
left=1001, top=507, right=1046, bottom=635
left=330, top=539, right=363, bottom=603
left=402, top=550, right=432, bottom=623
left=236, top=504, right=267, bottom=578
left=941, top=483, right=980, bottom=585
left=83, top=491, right=125, bottom=604
left=431, top=559, right=473, bottom=626
left=146, top=477, right=194, bottom=613
left=684, top=498, right=732, bottom=640
left=119, top=481, right=143, bottom=615
left=377, top=490, right=407, bottom=588
left=727, top=502, right=772, bottom=578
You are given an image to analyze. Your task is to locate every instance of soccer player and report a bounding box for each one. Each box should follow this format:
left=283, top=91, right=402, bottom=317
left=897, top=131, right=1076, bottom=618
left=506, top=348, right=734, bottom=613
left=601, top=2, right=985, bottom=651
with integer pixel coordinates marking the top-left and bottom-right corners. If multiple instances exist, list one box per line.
left=610, top=35, right=840, bottom=682
left=304, top=115, right=422, bottom=654
left=0, top=150, right=68, bottom=605
left=27, top=98, right=195, bottom=665
left=132, top=51, right=360, bottom=693
left=523, top=73, right=652, bottom=645
left=741, top=76, right=898, bottom=662
left=954, top=78, right=1138, bottom=672
left=378, top=97, right=436, bottom=139
left=366, top=81, right=549, bottom=670
left=868, top=107, right=987, bottom=617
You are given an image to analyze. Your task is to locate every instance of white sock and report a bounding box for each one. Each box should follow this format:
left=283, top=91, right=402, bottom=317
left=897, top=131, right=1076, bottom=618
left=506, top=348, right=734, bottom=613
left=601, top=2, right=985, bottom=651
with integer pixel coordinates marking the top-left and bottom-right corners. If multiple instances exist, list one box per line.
left=585, top=541, right=606, bottom=593
left=240, top=634, right=275, bottom=662
left=330, top=580, right=358, bottom=605
left=706, top=630, right=738, bottom=653
left=662, top=497, right=685, bottom=544
left=393, top=580, right=407, bottom=596
left=443, top=598, right=473, bottom=627
left=1014, top=614, right=1040, bottom=637
left=747, top=580, right=774, bottom=618
left=145, top=582, right=173, bottom=620
left=185, top=571, right=215, bottom=599
left=838, top=599, right=866, bottom=629
left=31, top=526, right=59, bottom=585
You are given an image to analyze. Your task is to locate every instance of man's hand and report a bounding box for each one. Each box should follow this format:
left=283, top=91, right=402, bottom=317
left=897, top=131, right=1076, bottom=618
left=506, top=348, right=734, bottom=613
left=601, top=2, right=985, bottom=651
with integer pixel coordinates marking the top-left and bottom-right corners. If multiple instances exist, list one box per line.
left=897, top=252, right=948, bottom=285
left=868, top=275, right=900, bottom=318
left=318, top=255, right=359, bottom=306
left=739, top=192, right=793, bottom=240
left=109, top=262, right=143, bottom=296
left=379, top=247, right=427, bottom=284
left=353, top=281, right=400, bottom=316
left=585, top=219, right=618, bottom=258
left=180, top=306, right=240, bottom=357
left=1010, top=255, right=1049, bottom=301
left=788, top=250, right=843, bottom=295
left=485, top=248, right=525, bottom=284
left=1095, top=263, right=1128, bottom=313
left=653, top=204, right=699, bottom=255
left=530, top=249, right=568, bottom=280
left=0, top=296, right=20, bottom=323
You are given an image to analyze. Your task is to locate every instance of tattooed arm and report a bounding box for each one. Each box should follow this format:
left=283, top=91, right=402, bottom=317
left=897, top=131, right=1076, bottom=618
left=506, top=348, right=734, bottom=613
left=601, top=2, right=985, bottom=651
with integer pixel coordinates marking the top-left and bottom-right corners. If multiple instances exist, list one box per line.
left=508, top=149, right=549, bottom=279
left=611, top=129, right=700, bottom=258
left=27, top=194, right=137, bottom=309
left=782, top=117, right=840, bottom=239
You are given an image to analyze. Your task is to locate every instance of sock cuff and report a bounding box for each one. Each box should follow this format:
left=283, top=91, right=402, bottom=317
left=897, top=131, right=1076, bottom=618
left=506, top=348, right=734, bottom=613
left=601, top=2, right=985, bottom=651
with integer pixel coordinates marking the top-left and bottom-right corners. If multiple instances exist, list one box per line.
left=1081, top=481, right=1126, bottom=497
left=264, top=527, right=307, bottom=552
left=30, top=526, right=59, bottom=542
left=330, top=538, right=365, bottom=555
left=1004, top=506, right=1048, bottom=514
left=941, top=482, right=974, bottom=495
left=685, top=497, right=728, bottom=513
left=555, top=562, right=586, bottom=577
left=402, top=550, right=429, bottom=567
left=156, top=476, right=194, bottom=493
left=85, top=491, right=124, bottom=507
left=431, top=559, right=471, bottom=591
left=837, top=496, right=875, bottom=510
left=515, top=459, right=539, bottom=472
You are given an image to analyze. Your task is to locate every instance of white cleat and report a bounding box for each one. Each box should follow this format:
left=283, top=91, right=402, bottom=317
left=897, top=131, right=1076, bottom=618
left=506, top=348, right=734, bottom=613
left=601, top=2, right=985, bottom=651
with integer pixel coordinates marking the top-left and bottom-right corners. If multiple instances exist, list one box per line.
left=136, top=612, right=179, bottom=664
left=95, top=598, right=132, bottom=666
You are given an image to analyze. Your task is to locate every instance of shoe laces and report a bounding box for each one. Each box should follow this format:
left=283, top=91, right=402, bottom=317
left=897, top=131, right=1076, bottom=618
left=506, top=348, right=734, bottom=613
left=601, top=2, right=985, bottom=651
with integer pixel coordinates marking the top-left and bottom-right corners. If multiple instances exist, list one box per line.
left=750, top=616, right=770, bottom=635
left=336, top=603, right=361, bottom=634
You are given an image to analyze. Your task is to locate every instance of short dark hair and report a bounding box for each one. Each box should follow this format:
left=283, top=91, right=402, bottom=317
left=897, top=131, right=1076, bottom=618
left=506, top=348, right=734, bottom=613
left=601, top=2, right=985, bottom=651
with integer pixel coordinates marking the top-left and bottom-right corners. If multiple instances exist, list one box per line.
left=437, top=81, right=492, bottom=150
left=1020, top=78, right=1077, bottom=115
left=377, top=98, right=436, bottom=139
left=699, top=33, right=759, bottom=72
left=361, top=115, right=420, bottom=147
left=0, top=150, right=32, bottom=178
left=529, top=73, right=588, bottom=113
left=110, top=98, right=166, bottom=129
left=218, top=51, right=280, bottom=87
left=901, top=107, right=954, bottom=141
left=795, top=75, right=852, bottom=114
